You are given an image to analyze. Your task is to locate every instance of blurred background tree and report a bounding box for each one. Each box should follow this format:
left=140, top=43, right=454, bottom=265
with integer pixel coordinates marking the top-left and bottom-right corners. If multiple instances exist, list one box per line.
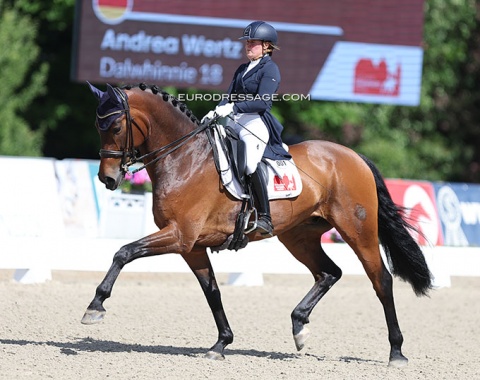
left=1, top=0, right=99, bottom=159
left=0, top=0, right=478, bottom=182
left=0, top=0, right=48, bottom=155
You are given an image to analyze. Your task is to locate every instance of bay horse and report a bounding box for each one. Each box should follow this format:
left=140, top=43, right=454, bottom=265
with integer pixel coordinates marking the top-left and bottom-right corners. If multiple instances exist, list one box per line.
left=82, top=82, right=432, bottom=367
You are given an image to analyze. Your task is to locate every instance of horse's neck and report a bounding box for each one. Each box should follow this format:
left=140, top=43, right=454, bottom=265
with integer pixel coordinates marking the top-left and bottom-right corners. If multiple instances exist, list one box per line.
left=145, top=114, right=212, bottom=186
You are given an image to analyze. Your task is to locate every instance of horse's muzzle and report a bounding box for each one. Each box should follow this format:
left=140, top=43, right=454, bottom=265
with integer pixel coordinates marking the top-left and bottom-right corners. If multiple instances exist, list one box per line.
left=98, top=170, right=122, bottom=190
left=102, top=175, right=118, bottom=190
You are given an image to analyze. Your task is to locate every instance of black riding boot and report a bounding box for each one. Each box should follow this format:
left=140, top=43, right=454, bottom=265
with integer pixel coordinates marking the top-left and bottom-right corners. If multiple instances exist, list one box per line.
left=249, top=169, right=273, bottom=236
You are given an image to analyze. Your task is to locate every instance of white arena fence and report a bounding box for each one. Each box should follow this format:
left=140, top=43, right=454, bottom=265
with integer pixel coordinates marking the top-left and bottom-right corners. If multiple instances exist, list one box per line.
left=0, top=156, right=479, bottom=285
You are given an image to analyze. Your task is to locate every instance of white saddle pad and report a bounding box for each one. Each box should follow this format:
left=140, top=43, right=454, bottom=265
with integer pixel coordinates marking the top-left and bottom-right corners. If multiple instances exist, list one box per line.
left=212, top=124, right=302, bottom=200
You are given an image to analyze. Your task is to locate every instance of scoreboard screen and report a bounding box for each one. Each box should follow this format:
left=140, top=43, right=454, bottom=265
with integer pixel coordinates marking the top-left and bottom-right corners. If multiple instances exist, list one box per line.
left=72, top=0, right=425, bottom=105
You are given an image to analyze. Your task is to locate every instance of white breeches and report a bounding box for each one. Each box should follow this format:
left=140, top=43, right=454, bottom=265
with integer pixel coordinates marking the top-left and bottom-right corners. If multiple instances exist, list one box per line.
left=228, top=114, right=270, bottom=175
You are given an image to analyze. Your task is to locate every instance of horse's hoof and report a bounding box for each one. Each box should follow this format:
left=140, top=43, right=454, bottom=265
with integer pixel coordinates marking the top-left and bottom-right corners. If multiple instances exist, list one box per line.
left=388, top=356, right=408, bottom=368
left=205, top=350, right=225, bottom=360
left=293, top=326, right=310, bottom=351
left=81, top=309, right=106, bottom=325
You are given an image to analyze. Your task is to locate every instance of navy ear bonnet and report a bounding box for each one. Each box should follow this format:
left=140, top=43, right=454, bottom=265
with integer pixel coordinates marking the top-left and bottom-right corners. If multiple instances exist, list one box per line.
left=88, top=82, right=127, bottom=131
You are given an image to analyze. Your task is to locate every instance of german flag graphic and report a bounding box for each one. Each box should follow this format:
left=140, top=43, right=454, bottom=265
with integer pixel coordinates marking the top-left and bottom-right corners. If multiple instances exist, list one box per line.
left=94, top=0, right=130, bottom=23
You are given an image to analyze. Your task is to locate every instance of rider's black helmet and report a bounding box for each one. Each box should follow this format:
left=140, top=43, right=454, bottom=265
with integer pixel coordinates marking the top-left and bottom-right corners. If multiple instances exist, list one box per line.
left=239, top=21, right=278, bottom=45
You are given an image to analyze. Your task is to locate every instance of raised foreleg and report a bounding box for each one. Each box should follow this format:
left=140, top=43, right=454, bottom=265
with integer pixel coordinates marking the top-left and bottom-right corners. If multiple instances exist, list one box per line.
left=81, top=225, right=187, bottom=324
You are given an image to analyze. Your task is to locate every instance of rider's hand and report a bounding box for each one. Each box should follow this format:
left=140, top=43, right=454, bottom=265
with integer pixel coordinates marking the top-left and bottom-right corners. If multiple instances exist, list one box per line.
left=201, top=110, right=216, bottom=123
left=215, top=103, right=235, bottom=118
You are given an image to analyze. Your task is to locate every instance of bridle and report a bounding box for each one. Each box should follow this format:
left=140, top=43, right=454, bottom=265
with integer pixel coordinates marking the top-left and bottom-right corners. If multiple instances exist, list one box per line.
left=98, top=87, right=138, bottom=173
left=98, top=87, right=210, bottom=174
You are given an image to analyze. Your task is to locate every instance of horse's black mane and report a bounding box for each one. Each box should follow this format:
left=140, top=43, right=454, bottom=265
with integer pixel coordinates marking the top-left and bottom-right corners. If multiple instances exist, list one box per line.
left=121, top=83, right=200, bottom=125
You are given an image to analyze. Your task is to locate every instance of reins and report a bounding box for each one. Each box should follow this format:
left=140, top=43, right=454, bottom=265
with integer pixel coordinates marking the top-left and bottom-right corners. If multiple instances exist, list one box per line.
left=129, top=121, right=210, bottom=174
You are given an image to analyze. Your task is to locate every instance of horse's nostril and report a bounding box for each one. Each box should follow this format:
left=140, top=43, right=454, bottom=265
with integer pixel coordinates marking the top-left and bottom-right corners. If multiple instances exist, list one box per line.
left=104, top=176, right=117, bottom=190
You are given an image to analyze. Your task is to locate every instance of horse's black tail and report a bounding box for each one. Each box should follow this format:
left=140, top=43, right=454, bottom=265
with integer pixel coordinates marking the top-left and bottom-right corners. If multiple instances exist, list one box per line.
left=359, top=154, right=433, bottom=296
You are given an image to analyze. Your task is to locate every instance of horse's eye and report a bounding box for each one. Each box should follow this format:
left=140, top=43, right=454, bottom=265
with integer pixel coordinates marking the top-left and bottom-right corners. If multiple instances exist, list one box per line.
left=112, top=125, right=122, bottom=135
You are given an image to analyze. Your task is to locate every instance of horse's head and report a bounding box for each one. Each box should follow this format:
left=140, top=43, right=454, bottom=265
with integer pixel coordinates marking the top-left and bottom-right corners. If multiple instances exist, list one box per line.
left=88, top=82, right=148, bottom=190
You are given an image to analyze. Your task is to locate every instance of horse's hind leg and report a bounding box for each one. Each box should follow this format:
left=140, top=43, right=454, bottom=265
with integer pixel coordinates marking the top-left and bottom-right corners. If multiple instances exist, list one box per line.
left=278, top=226, right=342, bottom=351
left=355, top=247, right=408, bottom=367
left=333, top=210, right=408, bottom=366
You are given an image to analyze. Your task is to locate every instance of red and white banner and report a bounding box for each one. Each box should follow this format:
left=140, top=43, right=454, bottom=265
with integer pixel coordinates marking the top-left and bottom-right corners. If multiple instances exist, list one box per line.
left=309, top=42, right=423, bottom=105
left=387, top=179, right=443, bottom=246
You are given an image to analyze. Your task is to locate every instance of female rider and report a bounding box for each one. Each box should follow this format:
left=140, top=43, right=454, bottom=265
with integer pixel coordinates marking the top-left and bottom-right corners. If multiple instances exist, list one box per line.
left=203, top=21, right=291, bottom=236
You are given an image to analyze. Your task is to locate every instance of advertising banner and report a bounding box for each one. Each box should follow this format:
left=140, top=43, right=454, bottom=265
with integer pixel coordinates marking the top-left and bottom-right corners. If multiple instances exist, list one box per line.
left=55, top=159, right=99, bottom=237
left=433, top=183, right=480, bottom=247
left=386, top=179, right=443, bottom=246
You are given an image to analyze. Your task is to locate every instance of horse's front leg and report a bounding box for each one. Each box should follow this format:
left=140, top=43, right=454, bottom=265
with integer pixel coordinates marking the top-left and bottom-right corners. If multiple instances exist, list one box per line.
left=182, top=249, right=233, bottom=360
left=81, top=225, right=182, bottom=324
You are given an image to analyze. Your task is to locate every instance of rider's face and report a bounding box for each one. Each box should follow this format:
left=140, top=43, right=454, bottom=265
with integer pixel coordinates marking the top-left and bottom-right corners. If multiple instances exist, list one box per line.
left=245, top=40, right=264, bottom=61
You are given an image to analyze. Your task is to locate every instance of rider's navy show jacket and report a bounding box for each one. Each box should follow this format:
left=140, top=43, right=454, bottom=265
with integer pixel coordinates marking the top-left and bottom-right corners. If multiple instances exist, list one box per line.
left=219, top=55, right=291, bottom=160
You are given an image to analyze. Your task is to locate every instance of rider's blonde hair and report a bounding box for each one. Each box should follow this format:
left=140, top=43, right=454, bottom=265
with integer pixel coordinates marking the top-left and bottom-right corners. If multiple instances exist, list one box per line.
left=263, top=41, right=280, bottom=56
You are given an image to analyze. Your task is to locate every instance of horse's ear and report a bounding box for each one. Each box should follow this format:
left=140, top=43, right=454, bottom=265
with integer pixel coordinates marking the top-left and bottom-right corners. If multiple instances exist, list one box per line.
left=87, top=81, right=104, bottom=102
left=106, top=83, right=121, bottom=104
